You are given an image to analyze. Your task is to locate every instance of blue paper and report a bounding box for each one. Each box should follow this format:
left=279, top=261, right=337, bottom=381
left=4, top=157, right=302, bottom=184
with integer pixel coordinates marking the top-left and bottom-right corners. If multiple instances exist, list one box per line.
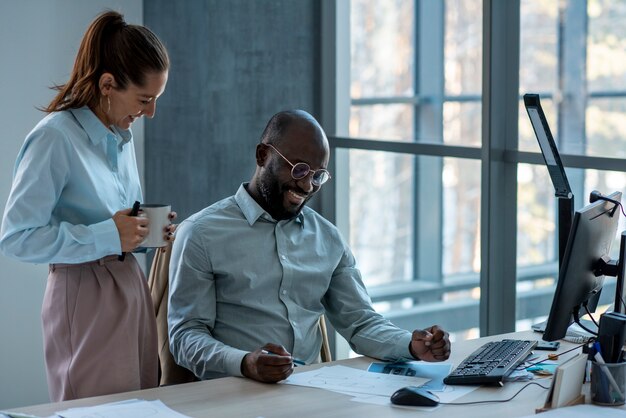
left=367, top=362, right=452, bottom=391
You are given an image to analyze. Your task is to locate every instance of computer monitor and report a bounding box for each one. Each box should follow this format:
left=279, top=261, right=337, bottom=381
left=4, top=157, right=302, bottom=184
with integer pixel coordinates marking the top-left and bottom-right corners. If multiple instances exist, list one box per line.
left=543, top=191, right=622, bottom=341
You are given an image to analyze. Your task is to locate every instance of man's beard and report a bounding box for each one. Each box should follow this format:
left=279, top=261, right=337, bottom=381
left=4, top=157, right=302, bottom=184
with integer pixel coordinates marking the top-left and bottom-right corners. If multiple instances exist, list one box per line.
left=257, top=172, right=306, bottom=221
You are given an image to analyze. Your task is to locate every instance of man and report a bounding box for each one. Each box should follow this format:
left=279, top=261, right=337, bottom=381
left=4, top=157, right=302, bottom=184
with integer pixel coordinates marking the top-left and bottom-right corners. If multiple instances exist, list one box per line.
left=168, top=109, right=451, bottom=383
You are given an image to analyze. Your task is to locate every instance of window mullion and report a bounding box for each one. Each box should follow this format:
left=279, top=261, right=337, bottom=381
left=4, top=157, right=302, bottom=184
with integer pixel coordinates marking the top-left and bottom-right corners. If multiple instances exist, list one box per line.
left=415, top=0, right=444, bottom=288
left=558, top=0, right=587, bottom=208
left=480, top=0, right=520, bottom=336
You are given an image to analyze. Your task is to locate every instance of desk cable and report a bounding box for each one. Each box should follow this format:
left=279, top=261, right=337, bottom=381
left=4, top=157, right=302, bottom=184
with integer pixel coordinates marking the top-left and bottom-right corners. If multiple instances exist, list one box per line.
left=514, top=341, right=589, bottom=372
left=439, top=381, right=551, bottom=405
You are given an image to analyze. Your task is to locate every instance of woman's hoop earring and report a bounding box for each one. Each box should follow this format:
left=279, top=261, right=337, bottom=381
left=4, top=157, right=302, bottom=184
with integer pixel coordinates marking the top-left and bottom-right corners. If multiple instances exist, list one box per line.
left=100, top=95, right=111, bottom=115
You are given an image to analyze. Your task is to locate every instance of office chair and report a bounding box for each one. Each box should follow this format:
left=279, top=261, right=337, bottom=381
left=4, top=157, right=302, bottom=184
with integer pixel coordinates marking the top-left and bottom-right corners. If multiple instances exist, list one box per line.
left=147, top=243, right=198, bottom=386
left=319, top=315, right=332, bottom=363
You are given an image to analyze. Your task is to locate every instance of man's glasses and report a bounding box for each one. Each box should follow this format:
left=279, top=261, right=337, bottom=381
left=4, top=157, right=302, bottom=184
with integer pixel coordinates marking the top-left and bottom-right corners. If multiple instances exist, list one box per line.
left=265, top=143, right=331, bottom=187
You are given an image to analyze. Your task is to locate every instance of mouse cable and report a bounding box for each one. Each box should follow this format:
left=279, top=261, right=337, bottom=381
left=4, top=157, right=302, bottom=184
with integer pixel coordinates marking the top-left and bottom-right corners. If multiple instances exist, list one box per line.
left=513, top=341, right=589, bottom=371
left=440, top=381, right=551, bottom=405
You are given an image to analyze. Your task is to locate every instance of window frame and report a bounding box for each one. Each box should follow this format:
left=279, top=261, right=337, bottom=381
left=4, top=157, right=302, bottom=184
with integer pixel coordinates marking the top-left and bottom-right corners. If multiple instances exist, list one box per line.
left=319, top=0, right=626, bottom=357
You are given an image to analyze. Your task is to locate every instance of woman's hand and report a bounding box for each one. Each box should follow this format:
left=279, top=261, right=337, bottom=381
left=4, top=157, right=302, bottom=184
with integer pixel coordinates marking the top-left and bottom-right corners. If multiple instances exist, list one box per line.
left=162, top=211, right=178, bottom=252
left=113, top=207, right=149, bottom=252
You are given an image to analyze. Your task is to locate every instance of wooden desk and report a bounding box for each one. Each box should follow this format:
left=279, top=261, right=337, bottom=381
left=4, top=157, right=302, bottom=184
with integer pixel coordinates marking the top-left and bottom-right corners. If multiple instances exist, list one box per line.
left=10, top=331, right=620, bottom=417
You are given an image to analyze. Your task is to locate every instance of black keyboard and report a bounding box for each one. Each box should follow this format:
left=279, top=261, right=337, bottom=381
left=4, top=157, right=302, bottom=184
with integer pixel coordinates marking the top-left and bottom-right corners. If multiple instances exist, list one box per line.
left=443, top=339, right=538, bottom=385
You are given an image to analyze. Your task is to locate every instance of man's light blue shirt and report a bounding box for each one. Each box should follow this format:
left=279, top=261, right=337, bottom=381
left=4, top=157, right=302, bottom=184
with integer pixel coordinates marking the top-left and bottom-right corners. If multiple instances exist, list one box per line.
left=0, top=107, right=142, bottom=264
left=168, top=184, right=413, bottom=379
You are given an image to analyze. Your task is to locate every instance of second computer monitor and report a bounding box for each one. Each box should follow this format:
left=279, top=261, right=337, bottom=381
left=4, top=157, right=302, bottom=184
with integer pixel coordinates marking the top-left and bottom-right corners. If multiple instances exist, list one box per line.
left=543, top=191, right=622, bottom=341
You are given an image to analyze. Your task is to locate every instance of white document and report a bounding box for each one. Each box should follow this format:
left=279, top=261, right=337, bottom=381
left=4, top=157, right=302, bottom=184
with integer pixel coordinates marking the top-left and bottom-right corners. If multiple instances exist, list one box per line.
left=283, top=365, right=429, bottom=396
left=56, top=399, right=190, bottom=418
left=0, top=412, right=51, bottom=418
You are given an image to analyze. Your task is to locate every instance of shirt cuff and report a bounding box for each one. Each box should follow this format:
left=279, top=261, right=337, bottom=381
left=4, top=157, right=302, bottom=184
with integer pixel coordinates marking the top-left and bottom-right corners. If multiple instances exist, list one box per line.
left=396, top=332, right=416, bottom=361
left=224, top=348, right=250, bottom=377
left=91, top=218, right=121, bottom=255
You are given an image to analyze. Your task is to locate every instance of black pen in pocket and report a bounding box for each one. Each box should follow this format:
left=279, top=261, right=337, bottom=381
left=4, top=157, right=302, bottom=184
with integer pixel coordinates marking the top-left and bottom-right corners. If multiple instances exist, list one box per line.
left=118, top=200, right=141, bottom=261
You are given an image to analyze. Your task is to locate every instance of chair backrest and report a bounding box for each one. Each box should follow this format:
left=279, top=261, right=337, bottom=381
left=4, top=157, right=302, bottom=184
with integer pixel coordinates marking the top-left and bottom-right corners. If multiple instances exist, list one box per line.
left=147, top=244, right=198, bottom=386
left=319, top=315, right=332, bottom=363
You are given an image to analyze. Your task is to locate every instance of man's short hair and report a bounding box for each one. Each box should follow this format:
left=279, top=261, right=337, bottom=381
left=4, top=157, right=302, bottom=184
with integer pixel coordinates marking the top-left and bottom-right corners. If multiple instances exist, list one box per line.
left=259, top=110, right=312, bottom=146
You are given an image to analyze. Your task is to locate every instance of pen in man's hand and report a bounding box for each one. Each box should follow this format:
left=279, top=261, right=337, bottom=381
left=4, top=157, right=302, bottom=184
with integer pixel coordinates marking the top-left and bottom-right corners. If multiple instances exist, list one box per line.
left=261, top=349, right=306, bottom=366
left=118, top=201, right=141, bottom=261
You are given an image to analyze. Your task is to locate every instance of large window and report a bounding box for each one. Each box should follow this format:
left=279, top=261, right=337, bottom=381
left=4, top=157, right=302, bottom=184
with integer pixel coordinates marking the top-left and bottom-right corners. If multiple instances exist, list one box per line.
left=517, top=0, right=626, bottom=330
left=346, top=0, right=483, bottom=340
left=330, top=0, right=626, bottom=346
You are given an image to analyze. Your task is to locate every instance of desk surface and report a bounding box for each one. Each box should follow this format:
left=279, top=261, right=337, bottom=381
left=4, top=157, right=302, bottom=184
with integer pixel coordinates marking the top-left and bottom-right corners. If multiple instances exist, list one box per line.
left=11, top=330, right=622, bottom=418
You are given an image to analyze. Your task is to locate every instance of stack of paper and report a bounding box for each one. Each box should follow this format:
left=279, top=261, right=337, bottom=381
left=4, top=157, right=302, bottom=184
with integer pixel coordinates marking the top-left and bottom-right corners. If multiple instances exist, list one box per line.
left=0, top=399, right=191, bottom=418
left=56, top=399, right=190, bottom=418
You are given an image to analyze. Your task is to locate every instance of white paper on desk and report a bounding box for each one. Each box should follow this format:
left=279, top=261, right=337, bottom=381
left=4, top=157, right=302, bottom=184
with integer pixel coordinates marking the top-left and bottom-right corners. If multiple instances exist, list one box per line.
left=0, top=412, right=47, bottom=418
left=283, top=365, right=429, bottom=396
left=519, top=404, right=626, bottom=417
left=0, top=412, right=56, bottom=418
left=56, top=399, right=190, bottom=418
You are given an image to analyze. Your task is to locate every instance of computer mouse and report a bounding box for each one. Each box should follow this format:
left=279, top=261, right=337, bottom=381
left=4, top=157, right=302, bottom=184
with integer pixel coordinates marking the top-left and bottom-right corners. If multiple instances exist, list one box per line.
left=390, top=386, right=440, bottom=407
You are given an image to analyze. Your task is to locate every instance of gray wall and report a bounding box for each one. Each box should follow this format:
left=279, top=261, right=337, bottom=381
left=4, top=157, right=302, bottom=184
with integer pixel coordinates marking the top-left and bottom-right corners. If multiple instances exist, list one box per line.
left=144, top=0, right=321, bottom=218
left=0, top=1, right=143, bottom=409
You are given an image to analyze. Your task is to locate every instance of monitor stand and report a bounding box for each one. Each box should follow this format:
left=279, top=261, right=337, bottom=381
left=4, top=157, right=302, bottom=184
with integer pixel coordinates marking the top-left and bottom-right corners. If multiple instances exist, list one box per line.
left=593, top=231, right=626, bottom=314
left=557, top=196, right=574, bottom=270
left=528, top=197, right=575, bottom=339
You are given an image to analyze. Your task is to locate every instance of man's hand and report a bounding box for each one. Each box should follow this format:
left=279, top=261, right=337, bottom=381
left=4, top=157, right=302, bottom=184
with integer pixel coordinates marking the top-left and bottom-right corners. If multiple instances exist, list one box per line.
left=241, top=343, right=294, bottom=383
left=409, top=325, right=451, bottom=362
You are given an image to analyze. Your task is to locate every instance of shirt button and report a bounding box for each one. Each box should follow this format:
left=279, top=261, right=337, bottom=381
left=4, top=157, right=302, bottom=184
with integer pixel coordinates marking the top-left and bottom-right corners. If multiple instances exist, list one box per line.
left=282, top=290, right=287, bottom=295
left=281, top=255, right=286, bottom=260
left=292, top=321, right=297, bottom=327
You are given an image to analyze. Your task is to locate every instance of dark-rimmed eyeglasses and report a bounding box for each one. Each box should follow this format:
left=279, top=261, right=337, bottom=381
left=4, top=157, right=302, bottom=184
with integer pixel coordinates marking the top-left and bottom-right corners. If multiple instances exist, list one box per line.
left=265, top=143, right=331, bottom=187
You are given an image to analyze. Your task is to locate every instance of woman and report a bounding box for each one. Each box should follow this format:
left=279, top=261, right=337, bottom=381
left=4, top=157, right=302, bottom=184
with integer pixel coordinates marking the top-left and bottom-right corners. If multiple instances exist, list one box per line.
left=0, top=11, right=172, bottom=401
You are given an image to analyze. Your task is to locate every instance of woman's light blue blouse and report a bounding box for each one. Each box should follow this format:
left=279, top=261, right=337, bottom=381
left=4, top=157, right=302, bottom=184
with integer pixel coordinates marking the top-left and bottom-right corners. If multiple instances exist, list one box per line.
left=0, top=107, right=142, bottom=264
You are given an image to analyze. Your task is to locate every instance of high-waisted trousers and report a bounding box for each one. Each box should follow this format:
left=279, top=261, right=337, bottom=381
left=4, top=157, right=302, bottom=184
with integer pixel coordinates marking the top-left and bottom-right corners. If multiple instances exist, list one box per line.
left=43, top=253, right=158, bottom=401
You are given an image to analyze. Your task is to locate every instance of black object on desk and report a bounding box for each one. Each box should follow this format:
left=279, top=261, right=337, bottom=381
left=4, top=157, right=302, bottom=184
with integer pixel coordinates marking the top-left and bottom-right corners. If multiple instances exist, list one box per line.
left=535, top=341, right=560, bottom=351
left=598, top=312, right=626, bottom=363
left=390, top=386, right=440, bottom=407
left=118, top=201, right=141, bottom=261
left=443, top=339, right=537, bottom=386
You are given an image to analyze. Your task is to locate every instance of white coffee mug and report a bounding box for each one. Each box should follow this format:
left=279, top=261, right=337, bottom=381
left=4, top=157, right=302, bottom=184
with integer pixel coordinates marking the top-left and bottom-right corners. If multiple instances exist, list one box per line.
left=139, top=204, right=171, bottom=248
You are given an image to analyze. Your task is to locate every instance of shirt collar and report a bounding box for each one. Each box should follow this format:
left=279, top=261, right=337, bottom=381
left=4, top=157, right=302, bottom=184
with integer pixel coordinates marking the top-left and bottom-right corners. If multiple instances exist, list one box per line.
left=70, top=106, right=132, bottom=146
left=235, top=183, right=304, bottom=227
